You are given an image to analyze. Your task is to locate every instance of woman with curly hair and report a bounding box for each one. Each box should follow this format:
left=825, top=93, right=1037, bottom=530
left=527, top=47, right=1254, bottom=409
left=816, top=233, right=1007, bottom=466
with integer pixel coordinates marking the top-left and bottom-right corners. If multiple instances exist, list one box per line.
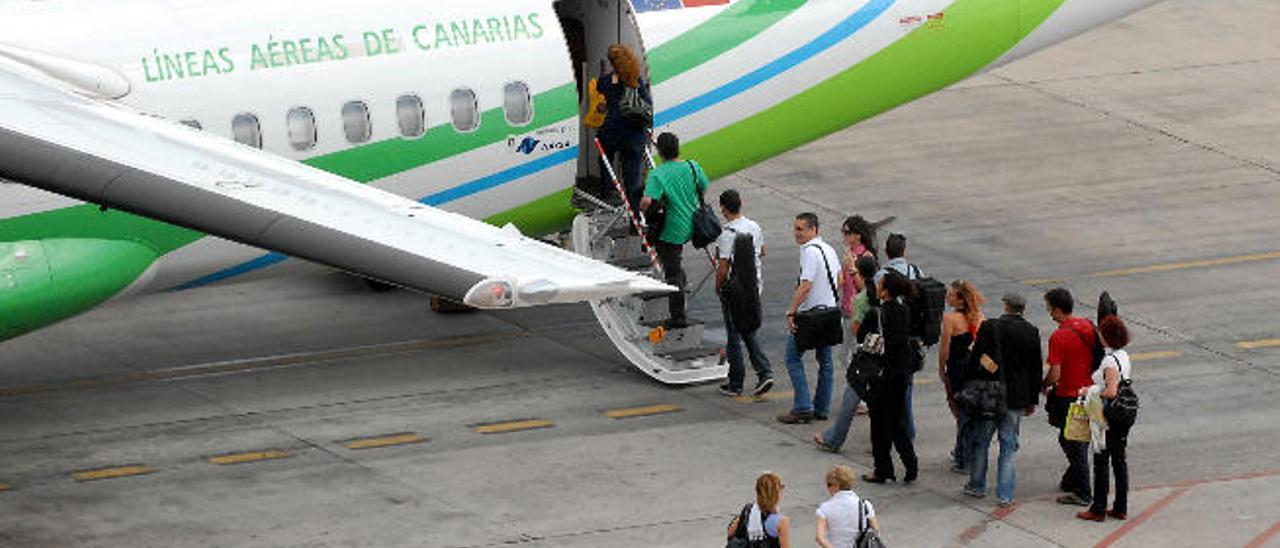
left=939, top=279, right=986, bottom=474
left=595, top=44, right=651, bottom=214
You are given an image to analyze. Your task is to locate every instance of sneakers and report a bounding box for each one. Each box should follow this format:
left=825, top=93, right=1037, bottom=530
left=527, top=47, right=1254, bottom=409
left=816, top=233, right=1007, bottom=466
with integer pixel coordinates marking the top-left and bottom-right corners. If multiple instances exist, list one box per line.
left=776, top=410, right=814, bottom=424
left=813, top=413, right=829, bottom=421
left=1056, top=494, right=1092, bottom=507
left=962, top=485, right=986, bottom=499
left=751, top=377, right=774, bottom=396
left=997, top=499, right=1016, bottom=508
left=718, top=384, right=742, bottom=397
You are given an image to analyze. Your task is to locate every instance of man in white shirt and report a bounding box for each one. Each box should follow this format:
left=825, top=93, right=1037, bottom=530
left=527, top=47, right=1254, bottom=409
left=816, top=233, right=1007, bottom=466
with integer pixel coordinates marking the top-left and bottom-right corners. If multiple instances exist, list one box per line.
left=779, top=212, right=841, bottom=424
left=714, top=189, right=773, bottom=397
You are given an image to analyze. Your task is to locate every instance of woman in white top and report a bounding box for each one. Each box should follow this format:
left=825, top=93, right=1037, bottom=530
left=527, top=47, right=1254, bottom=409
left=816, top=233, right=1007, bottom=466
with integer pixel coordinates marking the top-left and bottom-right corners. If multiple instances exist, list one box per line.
left=816, top=465, right=879, bottom=548
left=1076, top=315, right=1133, bottom=523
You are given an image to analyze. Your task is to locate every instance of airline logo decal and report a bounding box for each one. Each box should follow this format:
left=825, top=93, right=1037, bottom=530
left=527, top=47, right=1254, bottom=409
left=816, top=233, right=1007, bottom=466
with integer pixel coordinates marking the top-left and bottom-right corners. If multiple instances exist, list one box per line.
left=631, top=0, right=730, bottom=13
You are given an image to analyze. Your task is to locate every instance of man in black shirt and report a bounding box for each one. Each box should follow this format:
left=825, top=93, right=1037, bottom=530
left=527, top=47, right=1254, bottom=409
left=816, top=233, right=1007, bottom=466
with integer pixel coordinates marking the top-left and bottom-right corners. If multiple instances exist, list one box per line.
left=961, top=292, right=1043, bottom=506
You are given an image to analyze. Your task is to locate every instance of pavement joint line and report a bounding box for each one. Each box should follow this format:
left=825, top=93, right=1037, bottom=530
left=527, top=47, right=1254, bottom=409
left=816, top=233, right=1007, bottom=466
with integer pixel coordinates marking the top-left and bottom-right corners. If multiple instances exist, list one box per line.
left=1129, top=350, right=1184, bottom=362
left=342, top=432, right=426, bottom=450
left=1245, top=520, right=1280, bottom=548
left=208, top=449, right=290, bottom=465
left=1237, top=338, right=1280, bottom=350
left=0, top=332, right=527, bottom=399
left=473, top=419, right=554, bottom=434
left=71, top=464, right=157, bottom=482
left=604, top=404, right=682, bottom=419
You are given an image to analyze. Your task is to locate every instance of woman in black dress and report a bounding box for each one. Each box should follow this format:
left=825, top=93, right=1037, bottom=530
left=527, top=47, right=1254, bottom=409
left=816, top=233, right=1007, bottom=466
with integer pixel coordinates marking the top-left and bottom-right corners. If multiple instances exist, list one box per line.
left=864, top=272, right=920, bottom=484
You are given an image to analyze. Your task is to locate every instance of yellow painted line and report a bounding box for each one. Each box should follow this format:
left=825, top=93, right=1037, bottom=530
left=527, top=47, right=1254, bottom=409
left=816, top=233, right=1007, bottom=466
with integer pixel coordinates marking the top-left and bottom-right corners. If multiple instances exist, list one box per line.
left=343, top=433, right=425, bottom=450
left=734, top=390, right=794, bottom=404
left=915, top=376, right=937, bottom=385
left=473, top=419, right=554, bottom=434
left=1088, top=252, right=1280, bottom=279
left=208, top=450, right=289, bottom=465
left=1237, top=338, right=1280, bottom=350
left=605, top=404, right=682, bottom=419
left=1129, top=350, right=1183, bottom=362
left=1021, top=278, right=1061, bottom=286
left=0, top=483, right=11, bottom=492
left=72, top=465, right=156, bottom=482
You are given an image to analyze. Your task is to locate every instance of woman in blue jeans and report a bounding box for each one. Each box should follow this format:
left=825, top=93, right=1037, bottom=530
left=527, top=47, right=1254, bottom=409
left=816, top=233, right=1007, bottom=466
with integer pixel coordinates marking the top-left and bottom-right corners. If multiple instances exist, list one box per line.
left=814, top=255, right=879, bottom=452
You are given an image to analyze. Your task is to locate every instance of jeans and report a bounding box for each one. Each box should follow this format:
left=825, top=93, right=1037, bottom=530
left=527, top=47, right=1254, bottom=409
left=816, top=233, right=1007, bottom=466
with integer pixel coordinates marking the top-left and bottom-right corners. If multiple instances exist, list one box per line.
left=967, top=410, right=1022, bottom=502
left=905, top=376, right=917, bottom=441
left=723, top=305, right=772, bottom=391
left=1059, top=428, right=1092, bottom=501
left=654, top=241, right=687, bottom=322
left=821, top=384, right=864, bottom=450
left=784, top=334, right=833, bottom=416
left=1090, top=424, right=1130, bottom=514
left=952, top=409, right=973, bottom=468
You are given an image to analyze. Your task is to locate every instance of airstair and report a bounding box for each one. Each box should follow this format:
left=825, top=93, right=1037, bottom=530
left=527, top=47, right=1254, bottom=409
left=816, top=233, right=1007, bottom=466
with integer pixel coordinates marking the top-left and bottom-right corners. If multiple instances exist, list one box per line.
left=570, top=140, right=726, bottom=385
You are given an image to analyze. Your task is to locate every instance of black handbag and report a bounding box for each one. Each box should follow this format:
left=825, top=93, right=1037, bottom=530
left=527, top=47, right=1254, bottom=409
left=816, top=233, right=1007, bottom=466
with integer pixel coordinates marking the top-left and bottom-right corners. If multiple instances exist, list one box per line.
left=955, top=380, right=1007, bottom=419
left=688, top=162, right=722, bottom=249
left=794, top=243, right=843, bottom=351
left=847, top=308, right=885, bottom=400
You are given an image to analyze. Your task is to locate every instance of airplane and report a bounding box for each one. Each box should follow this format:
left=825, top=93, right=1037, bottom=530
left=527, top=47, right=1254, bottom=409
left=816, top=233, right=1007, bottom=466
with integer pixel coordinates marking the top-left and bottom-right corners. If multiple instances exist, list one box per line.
left=0, top=0, right=1163, bottom=382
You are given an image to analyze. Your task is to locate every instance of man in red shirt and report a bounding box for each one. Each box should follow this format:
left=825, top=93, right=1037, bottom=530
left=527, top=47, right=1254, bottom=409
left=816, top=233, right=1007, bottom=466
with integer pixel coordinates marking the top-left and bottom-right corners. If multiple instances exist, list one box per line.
left=1042, top=288, right=1098, bottom=506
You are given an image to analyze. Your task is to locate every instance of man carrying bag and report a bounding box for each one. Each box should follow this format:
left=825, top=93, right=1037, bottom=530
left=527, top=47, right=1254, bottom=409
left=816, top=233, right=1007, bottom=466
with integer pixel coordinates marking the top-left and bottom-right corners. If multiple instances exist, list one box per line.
left=779, top=212, right=842, bottom=425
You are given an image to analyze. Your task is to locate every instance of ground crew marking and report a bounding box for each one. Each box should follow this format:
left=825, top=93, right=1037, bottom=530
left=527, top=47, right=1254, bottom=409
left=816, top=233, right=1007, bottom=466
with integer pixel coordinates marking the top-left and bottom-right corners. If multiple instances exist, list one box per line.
left=1237, top=338, right=1280, bottom=350
left=1023, top=251, right=1280, bottom=285
left=473, top=419, right=553, bottom=434
left=734, top=390, right=794, bottom=403
left=605, top=404, right=682, bottom=419
left=343, top=433, right=426, bottom=450
left=1129, top=350, right=1183, bottom=361
left=71, top=465, right=157, bottom=482
left=208, top=450, right=290, bottom=465
left=0, top=483, right=11, bottom=492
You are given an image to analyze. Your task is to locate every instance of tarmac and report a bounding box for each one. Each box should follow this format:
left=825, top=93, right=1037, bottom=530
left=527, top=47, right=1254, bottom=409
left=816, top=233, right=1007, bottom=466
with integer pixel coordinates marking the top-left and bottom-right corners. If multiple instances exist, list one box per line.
left=2, top=0, right=1279, bottom=546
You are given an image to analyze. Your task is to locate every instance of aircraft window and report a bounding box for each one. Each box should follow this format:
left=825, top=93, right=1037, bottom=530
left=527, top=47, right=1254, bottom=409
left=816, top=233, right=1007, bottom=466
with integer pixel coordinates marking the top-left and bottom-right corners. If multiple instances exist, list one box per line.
left=396, top=94, right=425, bottom=138
left=180, top=120, right=202, bottom=130
left=450, top=88, right=479, bottom=132
left=342, top=101, right=372, bottom=143
left=287, top=107, right=318, bottom=151
left=231, top=113, right=262, bottom=149
left=504, top=82, right=533, bottom=126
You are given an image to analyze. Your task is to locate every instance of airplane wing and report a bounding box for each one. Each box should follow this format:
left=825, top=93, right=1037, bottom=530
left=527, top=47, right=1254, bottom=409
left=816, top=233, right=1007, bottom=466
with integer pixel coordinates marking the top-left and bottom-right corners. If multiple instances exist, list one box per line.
left=0, top=57, right=672, bottom=308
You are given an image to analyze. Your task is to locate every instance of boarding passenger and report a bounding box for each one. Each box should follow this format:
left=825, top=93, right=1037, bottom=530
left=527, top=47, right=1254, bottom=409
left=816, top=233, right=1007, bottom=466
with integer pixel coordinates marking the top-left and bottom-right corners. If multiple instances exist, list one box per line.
left=875, top=233, right=924, bottom=440
left=596, top=44, right=652, bottom=214
left=939, top=280, right=986, bottom=473
left=715, top=189, right=774, bottom=397
left=814, top=255, right=879, bottom=452
left=963, top=292, right=1043, bottom=506
left=640, top=132, right=708, bottom=329
left=816, top=465, right=880, bottom=548
left=1042, top=288, right=1097, bottom=507
left=864, top=273, right=919, bottom=484
left=837, top=216, right=878, bottom=397
left=778, top=213, right=842, bottom=424
left=1077, top=315, right=1134, bottom=522
left=726, top=472, right=792, bottom=548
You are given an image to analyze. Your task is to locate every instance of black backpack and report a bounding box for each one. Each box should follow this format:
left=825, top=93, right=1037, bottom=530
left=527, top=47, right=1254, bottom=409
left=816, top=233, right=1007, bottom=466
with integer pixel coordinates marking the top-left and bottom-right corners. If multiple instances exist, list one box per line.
left=906, top=265, right=947, bottom=346
left=720, top=230, right=761, bottom=333
left=1105, top=356, right=1139, bottom=429
left=727, top=503, right=780, bottom=548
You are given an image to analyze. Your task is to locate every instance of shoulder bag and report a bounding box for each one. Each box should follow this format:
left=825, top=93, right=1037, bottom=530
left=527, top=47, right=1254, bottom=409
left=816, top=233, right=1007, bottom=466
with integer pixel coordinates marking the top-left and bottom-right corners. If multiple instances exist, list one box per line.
left=794, top=243, right=843, bottom=351
left=689, top=161, right=722, bottom=249
left=848, top=307, right=885, bottom=401
left=856, top=498, right=886, bottom=548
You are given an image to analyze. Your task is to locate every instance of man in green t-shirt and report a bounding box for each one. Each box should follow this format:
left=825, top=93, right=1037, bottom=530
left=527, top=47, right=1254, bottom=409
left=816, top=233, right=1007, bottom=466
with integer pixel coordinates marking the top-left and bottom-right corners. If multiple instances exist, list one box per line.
left=640, top=132, right=709, bottom=328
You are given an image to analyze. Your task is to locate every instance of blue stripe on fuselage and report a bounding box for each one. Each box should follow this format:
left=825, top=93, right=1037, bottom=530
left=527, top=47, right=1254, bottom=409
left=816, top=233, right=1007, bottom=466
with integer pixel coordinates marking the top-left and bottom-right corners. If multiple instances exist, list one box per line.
left=175, top=0, right=895, bottom=289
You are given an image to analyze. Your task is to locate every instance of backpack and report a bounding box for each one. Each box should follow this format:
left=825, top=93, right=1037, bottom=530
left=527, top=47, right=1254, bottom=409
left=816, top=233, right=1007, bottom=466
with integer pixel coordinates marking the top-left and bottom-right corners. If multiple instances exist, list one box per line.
left=620, top=84, right=653, bottom=128
left=720, top=230, right=762, bottom=333
left=906, top=265, right=946, bottom=347
left=727, top=503, right=780, bottom=548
